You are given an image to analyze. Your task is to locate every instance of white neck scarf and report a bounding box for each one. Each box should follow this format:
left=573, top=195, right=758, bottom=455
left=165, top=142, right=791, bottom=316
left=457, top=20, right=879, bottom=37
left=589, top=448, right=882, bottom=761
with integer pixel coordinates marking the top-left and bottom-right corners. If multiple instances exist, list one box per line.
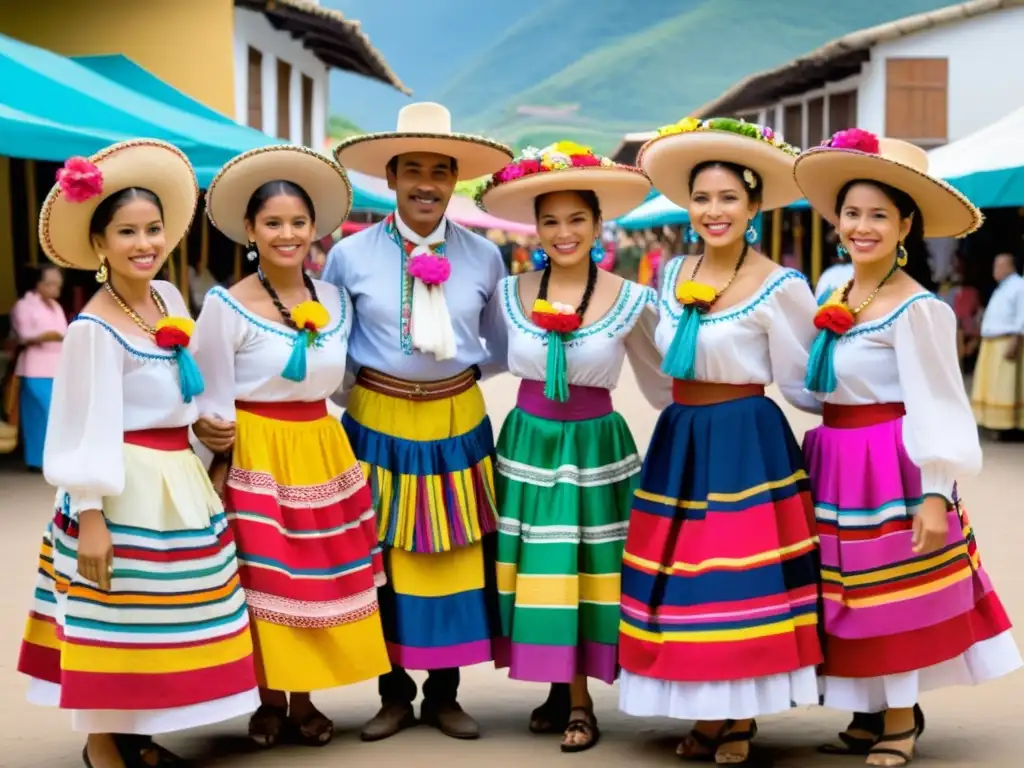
left=394, top=212, right=457, bottom=361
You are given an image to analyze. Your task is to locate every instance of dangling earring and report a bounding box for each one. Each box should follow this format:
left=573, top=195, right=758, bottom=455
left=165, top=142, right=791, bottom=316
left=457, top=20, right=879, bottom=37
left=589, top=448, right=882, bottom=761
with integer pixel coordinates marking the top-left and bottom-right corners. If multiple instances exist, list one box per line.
left=897, top=242, right=908, bottom=267
left=94, top=259, right=108, bottom=284
left=590, top=240, right=605, bottom=264
left=686, top=225, right=700, bottom=244
left=744, top=222, right=759, bottom=245
left=531, top=247, right=548, bottom=269
left=836, top=242, right=849, bottom=260
left=246, top=241, right=259, bottom=262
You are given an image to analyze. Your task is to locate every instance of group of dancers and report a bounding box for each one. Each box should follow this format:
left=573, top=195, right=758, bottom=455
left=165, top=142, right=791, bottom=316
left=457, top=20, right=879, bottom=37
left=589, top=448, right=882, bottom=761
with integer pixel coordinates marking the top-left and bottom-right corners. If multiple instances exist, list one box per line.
left=15, top=101, right=1021, bottom=768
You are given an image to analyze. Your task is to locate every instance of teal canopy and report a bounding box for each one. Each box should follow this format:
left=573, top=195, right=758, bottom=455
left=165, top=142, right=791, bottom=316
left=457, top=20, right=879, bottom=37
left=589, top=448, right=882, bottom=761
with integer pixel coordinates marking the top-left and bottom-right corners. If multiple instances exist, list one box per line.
left=0, top=103, right=133, bottom=161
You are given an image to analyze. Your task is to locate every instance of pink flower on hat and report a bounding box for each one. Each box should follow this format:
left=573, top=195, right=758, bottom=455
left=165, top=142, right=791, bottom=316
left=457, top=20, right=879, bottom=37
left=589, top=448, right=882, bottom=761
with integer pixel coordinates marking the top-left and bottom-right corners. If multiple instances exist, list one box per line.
left=56, top=157, right=104, bottom=203
left=827, top=129, right=880, bottom=155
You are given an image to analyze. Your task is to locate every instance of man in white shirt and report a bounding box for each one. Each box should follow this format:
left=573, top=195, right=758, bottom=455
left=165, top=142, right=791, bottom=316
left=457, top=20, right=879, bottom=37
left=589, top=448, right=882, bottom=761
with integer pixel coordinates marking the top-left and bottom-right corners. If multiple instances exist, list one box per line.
left=971, top=253, right=1024, bottom=435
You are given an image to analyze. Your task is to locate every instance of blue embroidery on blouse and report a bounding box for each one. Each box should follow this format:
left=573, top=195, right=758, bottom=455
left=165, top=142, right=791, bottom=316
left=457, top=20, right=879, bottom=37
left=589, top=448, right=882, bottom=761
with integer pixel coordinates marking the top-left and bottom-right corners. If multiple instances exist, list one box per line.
left=661, top=265, right=804, bottom=325
left=209, top=286, right=345, bottom=346
left=841, top=293, right=936, bottom=340
left=76, top=315, right=175, bottom=361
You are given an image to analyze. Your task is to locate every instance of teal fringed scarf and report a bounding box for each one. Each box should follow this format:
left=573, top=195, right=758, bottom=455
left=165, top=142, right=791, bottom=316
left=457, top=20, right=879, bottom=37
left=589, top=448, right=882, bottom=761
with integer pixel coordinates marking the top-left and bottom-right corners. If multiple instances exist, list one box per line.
left=543, top=331, right=570, bottom=402
left=661, top=305, right=702, bottom=380
left=282, top=329, right=314, bottom=383
left=172, top=346, right=205, bottom=403
left=804, top=328, right=841, bottom=394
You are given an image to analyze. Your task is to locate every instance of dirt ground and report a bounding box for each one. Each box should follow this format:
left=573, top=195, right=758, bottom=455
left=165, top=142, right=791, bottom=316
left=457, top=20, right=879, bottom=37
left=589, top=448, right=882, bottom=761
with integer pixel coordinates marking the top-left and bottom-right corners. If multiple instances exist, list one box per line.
left=1, top=367, right=1020, bottom=767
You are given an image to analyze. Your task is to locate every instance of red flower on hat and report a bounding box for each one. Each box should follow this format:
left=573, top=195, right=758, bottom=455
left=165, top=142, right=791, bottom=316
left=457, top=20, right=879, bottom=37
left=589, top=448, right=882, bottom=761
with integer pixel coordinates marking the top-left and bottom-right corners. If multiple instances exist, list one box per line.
left=814, top=304, right=856, bottom=335
left=56, top=157, right=103, bottom=203
left=826, top=129, right=880, bottom=155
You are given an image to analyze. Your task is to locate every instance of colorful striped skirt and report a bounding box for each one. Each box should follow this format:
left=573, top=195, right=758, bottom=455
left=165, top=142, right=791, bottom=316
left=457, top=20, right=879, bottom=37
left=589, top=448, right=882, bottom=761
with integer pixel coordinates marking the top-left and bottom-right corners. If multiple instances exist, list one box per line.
left=618, top=382, right=822, bottom=720
left=494, top=381, right=640, bottom=684
left=226, top=400, right=390, bottom=693
left=17, top=427, right=259, bottom=734
left=342, top=367, right=500, bottom=670
left=805, top=402, right=1021, bottom=712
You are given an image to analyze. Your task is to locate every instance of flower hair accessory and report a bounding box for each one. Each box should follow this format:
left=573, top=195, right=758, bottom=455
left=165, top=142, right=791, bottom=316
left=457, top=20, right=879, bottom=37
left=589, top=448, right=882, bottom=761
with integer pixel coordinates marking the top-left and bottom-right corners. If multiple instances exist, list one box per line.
left=282, top=300, right=330, bottom=382
left=56, top=157, right=104, bottom=204
left=153, top=317, right=204, bottom=403
left=531, top=299, right=581, bottom=401
left=655, top=116, right=800, bottom=157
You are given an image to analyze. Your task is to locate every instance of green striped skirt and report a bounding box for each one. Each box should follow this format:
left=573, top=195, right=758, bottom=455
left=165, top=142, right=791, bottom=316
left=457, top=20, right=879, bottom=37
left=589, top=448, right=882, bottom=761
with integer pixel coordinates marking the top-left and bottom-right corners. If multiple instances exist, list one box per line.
left=493, top=381, right=641, bottom=684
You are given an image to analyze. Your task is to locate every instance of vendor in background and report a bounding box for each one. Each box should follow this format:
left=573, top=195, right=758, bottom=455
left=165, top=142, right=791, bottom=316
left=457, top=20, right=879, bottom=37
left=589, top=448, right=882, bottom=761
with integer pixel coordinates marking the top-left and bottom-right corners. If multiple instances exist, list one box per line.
left=9, top=264, right=67, bottom=471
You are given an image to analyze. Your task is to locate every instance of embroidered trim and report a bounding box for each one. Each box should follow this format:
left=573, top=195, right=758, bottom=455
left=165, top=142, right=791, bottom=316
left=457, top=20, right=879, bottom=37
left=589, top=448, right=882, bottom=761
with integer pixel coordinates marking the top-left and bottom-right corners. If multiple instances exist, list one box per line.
left=209, top=285, right=346, bottom=344
left=76, top=315, right=175, bottom=361
left=841, top=292, right=936, bottom=339
left=384, top=214, right=417, bottom=355
left=502, top=277, right=645, bottom=342
left=227, top=464, right=367, bottom=508
left=245, top=587, right=380, bottom=629
left=661, top=265, right=805, bottom=325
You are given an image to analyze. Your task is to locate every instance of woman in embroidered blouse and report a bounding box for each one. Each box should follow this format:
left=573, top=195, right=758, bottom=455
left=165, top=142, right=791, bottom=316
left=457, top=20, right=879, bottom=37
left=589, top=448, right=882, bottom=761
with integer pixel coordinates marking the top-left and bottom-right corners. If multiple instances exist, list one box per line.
left=10, top=264, right=67, bottom=471
left=192, top=146, right=389, bottom=749
left=478, top=143, right=670, bottom=752
left=16, top=141, right=259, bottom=768
left=794, top=130, right=1022, bottom=767
left=615, top=118, right=823, bottom=766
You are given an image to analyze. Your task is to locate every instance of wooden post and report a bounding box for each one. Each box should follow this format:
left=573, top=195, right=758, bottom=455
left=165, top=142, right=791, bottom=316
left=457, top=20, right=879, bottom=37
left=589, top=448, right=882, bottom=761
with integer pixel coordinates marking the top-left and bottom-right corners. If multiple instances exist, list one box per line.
left=810, top=212, right=823, bottom=287
left=793, top=212, right=805, bottom=273
left=771, top=209, right=782, bottom=263
left=199, top=215, right=209, bottom=274
left=25, top=160, right=39, bottom=268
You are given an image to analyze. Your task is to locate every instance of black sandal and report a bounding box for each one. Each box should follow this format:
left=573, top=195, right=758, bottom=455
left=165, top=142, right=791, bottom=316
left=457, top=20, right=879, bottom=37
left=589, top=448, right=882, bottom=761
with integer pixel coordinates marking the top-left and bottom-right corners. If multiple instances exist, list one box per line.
left=818, top=711, right=886, bottom=755
left=83, top=736, right=191, bottom=767
left=529, top=683, right=571, bottom=735
left=678, top=720, right=739, bottom=761
left=560, top=708, right=600, bottom=753
left=712, top=720, right=759, bottom=765
left=287, top=708, right=335, bottom=747
left=866, top=707, right=927, bottom=767
left=248, top=703, right=289, bottom=748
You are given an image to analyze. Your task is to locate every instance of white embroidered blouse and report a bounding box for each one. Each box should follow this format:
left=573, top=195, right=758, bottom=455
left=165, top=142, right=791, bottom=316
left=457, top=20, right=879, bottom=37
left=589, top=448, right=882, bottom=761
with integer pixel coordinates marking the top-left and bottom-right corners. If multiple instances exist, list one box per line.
left=43, top=281, right=198, bottom=516
left=816, top=293, right=982, bottom=499
left=655, top=256, right=821, bottom=412
left=500, top=276, right=672, bottom=409
left=193, top=280, right=352, bottom=421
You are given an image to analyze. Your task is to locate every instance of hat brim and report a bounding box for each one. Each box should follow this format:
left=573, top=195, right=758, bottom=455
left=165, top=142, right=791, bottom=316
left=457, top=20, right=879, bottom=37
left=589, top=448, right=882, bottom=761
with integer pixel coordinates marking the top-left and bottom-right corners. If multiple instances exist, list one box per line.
left=206, top=145, right=352, bottom=243
left=39, top=140, right=198, bottom=271
left=793, top=147, right=982, bottom=239
left=334, top=132, right=513, bottom=180
left=639, top=131, right=801, bottom=211
left=479, top=166, right=652, bottom=224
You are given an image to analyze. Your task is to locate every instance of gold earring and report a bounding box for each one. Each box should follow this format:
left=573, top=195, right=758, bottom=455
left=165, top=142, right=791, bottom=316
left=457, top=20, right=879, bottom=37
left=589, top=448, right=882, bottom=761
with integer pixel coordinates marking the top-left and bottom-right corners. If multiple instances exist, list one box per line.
left=95, top=260, right=108, bottom=283
left=896, top=243, right=908, bottom=267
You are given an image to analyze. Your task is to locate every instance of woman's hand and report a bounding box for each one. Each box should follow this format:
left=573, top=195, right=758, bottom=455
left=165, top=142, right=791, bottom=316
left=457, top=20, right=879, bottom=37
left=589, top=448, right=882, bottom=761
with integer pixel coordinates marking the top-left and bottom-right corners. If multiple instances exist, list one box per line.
left=194, top=416, right=235, bottom=453
left=77, top=509, right=113, bottom=591
left=912, top=496, right=950, bottom=555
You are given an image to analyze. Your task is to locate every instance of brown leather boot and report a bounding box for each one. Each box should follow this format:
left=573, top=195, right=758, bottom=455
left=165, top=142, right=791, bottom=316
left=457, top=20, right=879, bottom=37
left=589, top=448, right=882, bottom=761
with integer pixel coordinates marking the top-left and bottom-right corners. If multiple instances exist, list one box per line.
left=420, top=700, right=480, bottom=740
left=360, top=702, right=417, bottom=742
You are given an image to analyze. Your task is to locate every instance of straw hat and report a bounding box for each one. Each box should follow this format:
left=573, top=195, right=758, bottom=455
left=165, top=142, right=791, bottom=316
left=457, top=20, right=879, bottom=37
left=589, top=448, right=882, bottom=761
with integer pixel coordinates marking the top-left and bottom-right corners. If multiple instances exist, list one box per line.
left=638, top=117, right=801, bottom=211
left=39, top=139, right=198, bottom=271
left=477, top=141, right=651, bottom=224
left=206, top=145, right=351, bottom=243
left=793, top=129, right=982, bottom=238
left=334, top=102, right=513, bottom=180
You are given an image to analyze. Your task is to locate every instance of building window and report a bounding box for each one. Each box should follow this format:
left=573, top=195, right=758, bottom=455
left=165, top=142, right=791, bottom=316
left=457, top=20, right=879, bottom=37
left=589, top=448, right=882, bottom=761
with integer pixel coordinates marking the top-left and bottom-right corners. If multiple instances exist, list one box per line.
left=784, top=104, right=802, bottom=149
left=277, top=59, right=292, bottom=139
left=807, top=97, right=825, bottom=147
left=247, top=47, right=263, bottom=130
left=302, top=75, right=314, bottom=147
left=885, top=57, right=948, bottom=145
left=828, top=91, right=858, bottom=135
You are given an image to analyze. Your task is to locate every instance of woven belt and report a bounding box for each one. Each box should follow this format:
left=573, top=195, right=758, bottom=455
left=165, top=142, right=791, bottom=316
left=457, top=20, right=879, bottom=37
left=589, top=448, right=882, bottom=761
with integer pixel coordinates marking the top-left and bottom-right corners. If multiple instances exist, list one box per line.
left=356, top=367, right=478, bottom=402
left=672, top=380, right=766, bottom=406
left=823, top=402, right=906, bottom=429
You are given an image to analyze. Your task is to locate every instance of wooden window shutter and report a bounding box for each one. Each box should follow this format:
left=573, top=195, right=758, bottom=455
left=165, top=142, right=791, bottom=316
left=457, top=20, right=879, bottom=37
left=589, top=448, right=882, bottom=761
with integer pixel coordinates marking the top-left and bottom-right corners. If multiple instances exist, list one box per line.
left=885, top=58, right=948, bottom=144
left=807, top=97, right=825, bottom=147
left=302, top=75, right=314, bottom=147
left=247, top=47, right=263, bottom=130
left=828, top=91, right=858, bottom=135
left=277, top=59, right=292, bottom=139
left=784, top=104, right=803, bottom=148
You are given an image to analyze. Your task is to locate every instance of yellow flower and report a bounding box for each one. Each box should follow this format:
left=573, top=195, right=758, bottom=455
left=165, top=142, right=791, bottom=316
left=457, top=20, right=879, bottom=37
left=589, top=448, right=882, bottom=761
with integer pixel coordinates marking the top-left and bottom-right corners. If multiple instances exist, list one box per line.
left=553, top=140, right=592, bottom=157
left=540, top=151, right=570, bottom=170
left=676, top=280, right=718, bottom=305
left=155, top=316, right=195, bottom=335
left=657, top=116, right=702, bottom=137
left=291, top=300, right=330, bottom=331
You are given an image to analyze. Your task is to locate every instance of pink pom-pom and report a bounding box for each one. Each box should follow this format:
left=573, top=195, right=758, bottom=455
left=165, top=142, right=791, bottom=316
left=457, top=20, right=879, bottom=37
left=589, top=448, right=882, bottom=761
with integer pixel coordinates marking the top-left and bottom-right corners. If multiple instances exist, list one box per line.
left=828, top=129, right=880, bottom=155
left=570, top=154, right=601, bottom=168
left=498, top=163, right=525, bottom=183
left=56, top=157, right=104, bottom=203
left=407, top=253, right=451, bottom=286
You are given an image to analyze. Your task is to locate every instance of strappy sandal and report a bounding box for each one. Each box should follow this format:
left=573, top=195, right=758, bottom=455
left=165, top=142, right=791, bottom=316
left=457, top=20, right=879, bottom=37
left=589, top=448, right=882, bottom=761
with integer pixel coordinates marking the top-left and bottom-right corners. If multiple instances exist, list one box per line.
left=83, top=736, right=192, bottom=767
left=818, top=711, right=886, bottom=755
left=560, top=708, right=600, bottom=753
left=529, top=684, right=571, bottom=735
left=866, top=707, right=927, bottom=767
left=712, top=720, right=759, bottom=766
left=248, top=703, right=288, bottom=749
left=678, top=721, right=735, bottom=761
left=286, top=708, right=335, bottom=747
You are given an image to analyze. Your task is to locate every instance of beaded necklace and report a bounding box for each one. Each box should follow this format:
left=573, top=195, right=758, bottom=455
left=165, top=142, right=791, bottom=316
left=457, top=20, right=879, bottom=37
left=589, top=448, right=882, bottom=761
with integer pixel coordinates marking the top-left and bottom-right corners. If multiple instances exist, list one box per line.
left=257, top=267, right=319, bottom=329
left=103, top=280, right=169, bottom=335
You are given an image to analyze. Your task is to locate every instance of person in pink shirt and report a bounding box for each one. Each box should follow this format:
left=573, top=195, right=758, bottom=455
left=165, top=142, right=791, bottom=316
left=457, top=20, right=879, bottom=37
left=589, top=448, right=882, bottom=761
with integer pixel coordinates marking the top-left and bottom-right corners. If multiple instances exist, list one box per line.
left=11, top=265, right=67, bottom=470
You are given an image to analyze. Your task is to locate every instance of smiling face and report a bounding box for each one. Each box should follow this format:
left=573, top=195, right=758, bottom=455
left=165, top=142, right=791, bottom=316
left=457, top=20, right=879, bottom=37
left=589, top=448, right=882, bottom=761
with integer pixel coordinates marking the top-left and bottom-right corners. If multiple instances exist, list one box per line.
left=92, top=198, right=168, bottom=280
left=535, top=190, right=601, bottom=269
left=387, top=152, right=458, bottom=232
left=245, top=192, right=313, bottom=269
left=688, top=165, right=759, bottom=248
left=836, top=182, right=912, bottom=265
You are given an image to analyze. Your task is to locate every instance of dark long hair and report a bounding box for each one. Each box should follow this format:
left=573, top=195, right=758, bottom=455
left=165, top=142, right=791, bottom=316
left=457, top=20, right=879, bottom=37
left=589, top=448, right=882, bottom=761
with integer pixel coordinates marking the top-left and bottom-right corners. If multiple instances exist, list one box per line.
left=244, top=180, right=316, bottom=224
left=89, top=188, right=163, bottom=235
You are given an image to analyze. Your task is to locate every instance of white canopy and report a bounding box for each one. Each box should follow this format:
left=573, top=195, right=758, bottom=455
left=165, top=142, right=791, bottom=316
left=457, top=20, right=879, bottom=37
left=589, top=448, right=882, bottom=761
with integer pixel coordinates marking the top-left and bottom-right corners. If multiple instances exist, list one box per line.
left=928, top=106, right=1024, bottom=178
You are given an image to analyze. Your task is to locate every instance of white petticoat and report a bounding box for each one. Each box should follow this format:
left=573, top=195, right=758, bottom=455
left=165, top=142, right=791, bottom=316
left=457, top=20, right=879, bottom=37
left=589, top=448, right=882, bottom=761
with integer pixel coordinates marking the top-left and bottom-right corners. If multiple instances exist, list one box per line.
left=820, top=630, right=1022, bottom=712
left=619, top=665, right=820, bottom=720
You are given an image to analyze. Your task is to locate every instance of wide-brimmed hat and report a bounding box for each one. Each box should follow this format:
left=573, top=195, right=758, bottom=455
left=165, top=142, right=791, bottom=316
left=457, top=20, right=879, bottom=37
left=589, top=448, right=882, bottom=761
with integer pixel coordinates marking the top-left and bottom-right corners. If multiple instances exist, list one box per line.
left=638, top=117, right=801, bottom=211
left=793, top=129, right=982, bottom=238
left=39, top=139, right=198, bottom=271
left=206, top=145, right=351, bottom=243
left=477, top=141, right=651, bottom=224
left=334, top=102, right=513, bottom=180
